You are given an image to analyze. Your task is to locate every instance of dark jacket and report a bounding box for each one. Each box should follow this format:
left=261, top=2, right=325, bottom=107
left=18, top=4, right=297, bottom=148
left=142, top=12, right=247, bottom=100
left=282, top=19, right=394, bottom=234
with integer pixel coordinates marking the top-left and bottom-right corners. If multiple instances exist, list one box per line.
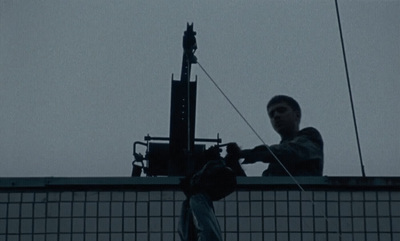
left=242, top=127, right=324, bottom=176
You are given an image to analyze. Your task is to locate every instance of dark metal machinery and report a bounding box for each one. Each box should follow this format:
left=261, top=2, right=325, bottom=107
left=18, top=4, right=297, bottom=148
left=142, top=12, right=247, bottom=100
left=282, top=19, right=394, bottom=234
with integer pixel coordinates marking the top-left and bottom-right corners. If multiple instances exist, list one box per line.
left=132, top=23, right=221, bottom=176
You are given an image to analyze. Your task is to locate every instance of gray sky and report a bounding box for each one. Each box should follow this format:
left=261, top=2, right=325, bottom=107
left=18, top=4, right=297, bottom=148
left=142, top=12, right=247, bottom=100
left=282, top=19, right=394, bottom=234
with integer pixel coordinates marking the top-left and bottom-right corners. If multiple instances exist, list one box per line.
left=1, top=0, right=399, bottom=177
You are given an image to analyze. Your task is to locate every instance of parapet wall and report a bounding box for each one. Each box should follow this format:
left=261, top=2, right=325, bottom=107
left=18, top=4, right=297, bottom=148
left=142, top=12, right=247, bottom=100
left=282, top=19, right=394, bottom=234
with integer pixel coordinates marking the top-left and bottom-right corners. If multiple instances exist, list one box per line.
left=1, top=176, right=399, bottom=241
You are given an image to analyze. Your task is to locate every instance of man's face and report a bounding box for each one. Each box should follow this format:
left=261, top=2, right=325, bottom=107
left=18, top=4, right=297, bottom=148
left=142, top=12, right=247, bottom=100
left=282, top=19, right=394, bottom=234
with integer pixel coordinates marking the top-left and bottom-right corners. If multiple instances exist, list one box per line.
left=267, top=102, right=300, bottom=138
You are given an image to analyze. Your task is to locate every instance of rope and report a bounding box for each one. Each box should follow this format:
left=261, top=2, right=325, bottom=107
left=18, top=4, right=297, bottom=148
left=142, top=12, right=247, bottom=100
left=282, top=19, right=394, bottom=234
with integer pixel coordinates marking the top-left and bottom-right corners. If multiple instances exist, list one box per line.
left=197, top=60, right=343, bottom=239
left=335, top=0, right=366, bottom=177
left=197, top=61, right=307, bottom=192
left=192, top=3, right=363, bottom=236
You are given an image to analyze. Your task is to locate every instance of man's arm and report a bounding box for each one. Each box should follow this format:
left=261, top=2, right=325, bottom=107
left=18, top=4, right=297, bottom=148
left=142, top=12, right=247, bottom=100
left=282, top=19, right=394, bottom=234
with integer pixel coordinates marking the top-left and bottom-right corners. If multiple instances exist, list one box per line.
left=240, top=146, right=271, bottom=164
left=242, top=127, right=323, bottom=166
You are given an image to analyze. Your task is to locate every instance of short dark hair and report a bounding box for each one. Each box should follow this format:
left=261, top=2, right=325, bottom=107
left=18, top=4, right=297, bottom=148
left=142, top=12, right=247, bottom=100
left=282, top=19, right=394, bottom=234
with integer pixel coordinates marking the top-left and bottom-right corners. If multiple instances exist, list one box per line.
left=267, top=95, right=301, bottom=116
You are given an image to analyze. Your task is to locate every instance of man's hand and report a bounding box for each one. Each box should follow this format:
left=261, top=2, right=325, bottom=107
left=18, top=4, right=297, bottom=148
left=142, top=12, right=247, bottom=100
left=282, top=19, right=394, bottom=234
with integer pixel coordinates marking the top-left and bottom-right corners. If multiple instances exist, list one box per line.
left=203, top=145, right=221, bottom=160
left=226, top=143, right=241, bottom=157
left=224, top=143, right=246, bottom=176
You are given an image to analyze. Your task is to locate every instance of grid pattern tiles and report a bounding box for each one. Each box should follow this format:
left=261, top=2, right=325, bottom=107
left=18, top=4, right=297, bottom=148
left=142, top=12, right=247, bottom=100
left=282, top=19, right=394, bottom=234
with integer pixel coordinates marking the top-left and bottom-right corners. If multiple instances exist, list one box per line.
left=1, top=178, right=400, bottom=241
left=216, top=190, right=400, bottom=241
left=0, top=190, right=186, bottom=241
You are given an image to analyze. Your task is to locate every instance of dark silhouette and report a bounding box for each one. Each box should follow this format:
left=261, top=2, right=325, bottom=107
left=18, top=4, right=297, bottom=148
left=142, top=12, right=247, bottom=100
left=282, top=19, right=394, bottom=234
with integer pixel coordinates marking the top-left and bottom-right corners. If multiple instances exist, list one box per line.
left=225, top=144, right=246, bottom=176
left=226, top=95, right=324, bottom=176
left=179, top=146, right=236, bottom=241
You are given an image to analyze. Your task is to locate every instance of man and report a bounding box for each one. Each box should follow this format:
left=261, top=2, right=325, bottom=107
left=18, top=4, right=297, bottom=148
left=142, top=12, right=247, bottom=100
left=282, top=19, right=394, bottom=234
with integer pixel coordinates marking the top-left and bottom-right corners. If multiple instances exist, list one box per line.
left=226, top=95, right=324, bottom=176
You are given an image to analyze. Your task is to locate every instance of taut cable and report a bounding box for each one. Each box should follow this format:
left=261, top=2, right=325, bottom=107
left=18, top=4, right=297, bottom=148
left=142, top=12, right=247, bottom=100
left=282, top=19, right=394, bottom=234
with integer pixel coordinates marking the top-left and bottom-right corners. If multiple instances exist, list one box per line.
left=197, top=61, right=306, bottom=192
left=335, top=0, right=366, bottom=177
left=197, top=60, right=342, bottom=239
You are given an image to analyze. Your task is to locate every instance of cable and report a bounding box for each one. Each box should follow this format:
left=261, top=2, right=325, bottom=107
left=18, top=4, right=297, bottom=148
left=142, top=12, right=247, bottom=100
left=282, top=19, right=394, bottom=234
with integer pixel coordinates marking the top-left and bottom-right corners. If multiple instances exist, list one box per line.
left=335, top=0, right=366, bottom=177
left=191, top=3, right=359, bottom=238
left=197, top=61, right=306, bottom=192
left=197, top=60, right=342, bottom=239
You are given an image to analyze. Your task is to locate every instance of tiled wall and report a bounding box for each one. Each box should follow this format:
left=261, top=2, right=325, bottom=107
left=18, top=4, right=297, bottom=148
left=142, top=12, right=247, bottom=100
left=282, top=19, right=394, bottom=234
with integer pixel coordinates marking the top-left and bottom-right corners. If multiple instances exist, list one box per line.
left=217, top=190, right=400, bottom=241
left=1, top=178, right=400, bottom=241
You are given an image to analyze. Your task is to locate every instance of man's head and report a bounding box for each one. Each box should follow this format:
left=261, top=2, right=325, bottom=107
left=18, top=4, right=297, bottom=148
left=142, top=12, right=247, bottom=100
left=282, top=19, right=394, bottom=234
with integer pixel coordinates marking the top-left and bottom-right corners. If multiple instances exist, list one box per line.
left=267, top=95, right=301, bottom=140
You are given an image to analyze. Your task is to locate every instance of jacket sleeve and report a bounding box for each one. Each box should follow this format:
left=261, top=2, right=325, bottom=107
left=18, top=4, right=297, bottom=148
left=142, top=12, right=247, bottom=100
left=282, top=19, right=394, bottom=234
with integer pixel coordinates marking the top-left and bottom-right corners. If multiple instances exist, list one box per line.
left=242, top=127, right=323, bottom=165
left=267, top=127, right=323, bottom=166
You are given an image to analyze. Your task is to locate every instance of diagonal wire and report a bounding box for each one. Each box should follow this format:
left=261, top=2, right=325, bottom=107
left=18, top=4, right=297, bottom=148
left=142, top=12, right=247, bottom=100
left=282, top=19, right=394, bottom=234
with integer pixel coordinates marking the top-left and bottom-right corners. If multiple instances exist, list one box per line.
left=197, top=60, right=343, bottom=239
left=197, top=61, right=306, bottom=192
left=335, top=0, right=366, bottom=177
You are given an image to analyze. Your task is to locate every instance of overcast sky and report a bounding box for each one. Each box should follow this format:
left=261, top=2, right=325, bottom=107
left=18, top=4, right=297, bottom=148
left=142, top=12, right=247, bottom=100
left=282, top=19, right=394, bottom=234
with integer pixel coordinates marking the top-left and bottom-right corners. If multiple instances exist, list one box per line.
left=1, top=0, right=399, bottom=177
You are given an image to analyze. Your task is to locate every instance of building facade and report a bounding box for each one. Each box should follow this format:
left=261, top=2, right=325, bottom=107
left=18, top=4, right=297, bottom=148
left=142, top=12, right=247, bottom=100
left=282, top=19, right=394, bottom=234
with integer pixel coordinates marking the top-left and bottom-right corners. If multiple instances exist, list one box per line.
left=1, top=176, right=400, bottom=241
